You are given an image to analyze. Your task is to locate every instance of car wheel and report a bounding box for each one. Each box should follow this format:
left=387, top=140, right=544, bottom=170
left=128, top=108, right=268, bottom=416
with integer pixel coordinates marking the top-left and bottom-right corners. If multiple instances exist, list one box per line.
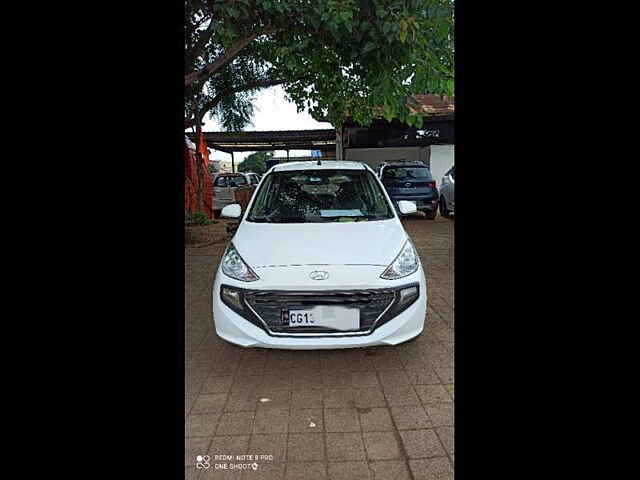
left=439, top=196, right=449, bottom=218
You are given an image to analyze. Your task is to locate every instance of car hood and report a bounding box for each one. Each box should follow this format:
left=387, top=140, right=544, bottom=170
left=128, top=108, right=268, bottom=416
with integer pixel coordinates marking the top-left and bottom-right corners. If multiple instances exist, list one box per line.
left=233, top=219, right=407, bottom=267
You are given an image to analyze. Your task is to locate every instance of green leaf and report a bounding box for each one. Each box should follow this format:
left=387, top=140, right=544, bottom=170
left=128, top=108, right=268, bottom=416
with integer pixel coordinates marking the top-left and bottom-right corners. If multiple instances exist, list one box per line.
left=362, top=41, right=376, bottom=54
left=185, top=0, right=454, bottom=132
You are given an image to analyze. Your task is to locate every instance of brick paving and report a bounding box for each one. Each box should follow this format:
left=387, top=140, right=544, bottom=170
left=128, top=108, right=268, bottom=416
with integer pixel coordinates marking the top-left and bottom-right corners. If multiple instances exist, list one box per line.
left=186, top=215, right=454, bottom=479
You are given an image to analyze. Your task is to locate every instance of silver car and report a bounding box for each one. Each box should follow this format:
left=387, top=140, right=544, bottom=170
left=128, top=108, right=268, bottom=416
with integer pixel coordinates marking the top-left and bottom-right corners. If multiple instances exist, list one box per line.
left=439, top=166, right=455, bottom=218
left=243, top=172, right=261, bottom=186
left=212, top=173, right=255, bottom=218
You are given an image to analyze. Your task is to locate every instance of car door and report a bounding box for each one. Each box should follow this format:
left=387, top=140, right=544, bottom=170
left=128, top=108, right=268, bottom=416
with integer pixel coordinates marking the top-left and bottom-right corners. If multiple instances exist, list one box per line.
left=447, top=166, right=454, bottom=208
left=441, top=167, right=454, bottom=206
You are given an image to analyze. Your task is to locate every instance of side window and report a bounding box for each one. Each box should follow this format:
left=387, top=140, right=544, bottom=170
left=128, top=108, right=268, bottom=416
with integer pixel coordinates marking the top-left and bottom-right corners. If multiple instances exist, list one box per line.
left=214, top=176, right=227, bottom=187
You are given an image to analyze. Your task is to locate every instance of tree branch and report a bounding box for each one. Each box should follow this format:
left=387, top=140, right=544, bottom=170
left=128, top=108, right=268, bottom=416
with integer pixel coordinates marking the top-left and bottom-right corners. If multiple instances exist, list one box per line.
left=184, top=76, right=303, bottom=129
left=185, top=32, right=260, bottom=87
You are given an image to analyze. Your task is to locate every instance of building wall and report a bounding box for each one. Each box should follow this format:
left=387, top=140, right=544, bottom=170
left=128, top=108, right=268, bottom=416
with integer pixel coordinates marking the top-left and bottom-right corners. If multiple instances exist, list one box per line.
left=429, top=145, right=455, bottom=187
left=344, top=146, right=431, bottom=171
left=210, top=159, right=233, bottom=173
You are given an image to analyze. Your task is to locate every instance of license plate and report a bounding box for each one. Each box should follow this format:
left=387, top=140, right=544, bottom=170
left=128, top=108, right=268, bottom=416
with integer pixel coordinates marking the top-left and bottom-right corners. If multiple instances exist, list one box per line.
left=288, top=310, right=316, bottom=326
left=284, top=307, right=360, bottom=331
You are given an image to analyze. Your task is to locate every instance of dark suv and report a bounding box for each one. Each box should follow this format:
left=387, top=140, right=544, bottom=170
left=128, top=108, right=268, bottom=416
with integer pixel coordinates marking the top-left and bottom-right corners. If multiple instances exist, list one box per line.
left=378, top=162, right=439, bottom=219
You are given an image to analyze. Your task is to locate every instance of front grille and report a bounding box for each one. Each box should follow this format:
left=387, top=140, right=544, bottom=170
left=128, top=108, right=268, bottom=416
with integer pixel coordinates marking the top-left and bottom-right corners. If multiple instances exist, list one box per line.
left=243, top=289, right=396, bottom=334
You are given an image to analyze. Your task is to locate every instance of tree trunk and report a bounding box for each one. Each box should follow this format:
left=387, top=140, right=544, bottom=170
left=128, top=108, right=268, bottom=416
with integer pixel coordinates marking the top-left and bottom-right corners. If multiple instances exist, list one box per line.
left=195, top=123, right=205, bottom=213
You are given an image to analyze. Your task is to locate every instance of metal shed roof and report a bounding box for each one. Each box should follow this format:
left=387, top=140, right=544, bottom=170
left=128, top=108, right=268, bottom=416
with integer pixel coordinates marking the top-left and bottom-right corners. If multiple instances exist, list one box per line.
left=186, top=129, right=337, bottom=153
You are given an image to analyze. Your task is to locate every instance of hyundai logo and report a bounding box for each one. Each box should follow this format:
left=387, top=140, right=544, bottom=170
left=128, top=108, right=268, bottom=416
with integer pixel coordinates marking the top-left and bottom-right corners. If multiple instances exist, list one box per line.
left=309, top=271, right=329, bottom=280
left=405, top=182, right=412, bottom=188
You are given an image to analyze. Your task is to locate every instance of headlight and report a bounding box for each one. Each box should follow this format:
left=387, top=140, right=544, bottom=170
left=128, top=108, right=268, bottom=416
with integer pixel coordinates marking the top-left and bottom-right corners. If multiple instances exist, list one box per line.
left=221, top=243, right=259, bottom=282
left=380, top=239, right=419, bottom=280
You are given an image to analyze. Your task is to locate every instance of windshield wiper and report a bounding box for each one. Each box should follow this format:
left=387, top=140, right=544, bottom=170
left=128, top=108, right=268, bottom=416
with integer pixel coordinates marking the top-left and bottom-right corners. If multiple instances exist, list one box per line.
left=248, top=214, right=307, bottom=223
left=247, top=216, right=273, bottom=223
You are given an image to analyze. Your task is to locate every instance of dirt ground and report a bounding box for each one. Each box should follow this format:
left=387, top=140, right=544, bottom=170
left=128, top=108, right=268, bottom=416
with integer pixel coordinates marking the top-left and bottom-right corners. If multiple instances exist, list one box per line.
left=185, top=214, right=454, bottom=479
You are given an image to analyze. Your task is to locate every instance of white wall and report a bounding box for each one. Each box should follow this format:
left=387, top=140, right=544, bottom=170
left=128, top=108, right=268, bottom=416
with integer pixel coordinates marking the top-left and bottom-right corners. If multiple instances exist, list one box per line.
left=211, top=159, right=233, bottom=173
left=430, top=145, right=455, bottom=187
left=344, top=147, right=430, bottom=171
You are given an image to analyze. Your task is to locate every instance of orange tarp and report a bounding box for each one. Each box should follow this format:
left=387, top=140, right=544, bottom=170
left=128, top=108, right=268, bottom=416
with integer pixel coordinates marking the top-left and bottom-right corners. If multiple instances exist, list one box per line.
left=184, top=135, right=214, bottom=218
left=198, top=133, right=214, bottom=217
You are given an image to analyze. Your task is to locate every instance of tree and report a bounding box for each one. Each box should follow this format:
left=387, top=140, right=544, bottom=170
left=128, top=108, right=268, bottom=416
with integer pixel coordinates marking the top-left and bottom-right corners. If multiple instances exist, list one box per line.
left=185, top=0, right=454, bottom=131
left=238, top=151, right=272, bottom=174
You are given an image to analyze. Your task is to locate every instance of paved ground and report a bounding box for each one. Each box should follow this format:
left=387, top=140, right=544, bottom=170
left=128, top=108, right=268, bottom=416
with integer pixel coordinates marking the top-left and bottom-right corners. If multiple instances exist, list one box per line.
left=185, top=214, right=454, bottom=479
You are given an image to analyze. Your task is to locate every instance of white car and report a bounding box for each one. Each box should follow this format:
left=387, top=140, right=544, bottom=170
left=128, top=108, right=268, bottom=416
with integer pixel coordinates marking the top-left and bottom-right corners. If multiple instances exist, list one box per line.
left=212, top=161, right=427, bottom=349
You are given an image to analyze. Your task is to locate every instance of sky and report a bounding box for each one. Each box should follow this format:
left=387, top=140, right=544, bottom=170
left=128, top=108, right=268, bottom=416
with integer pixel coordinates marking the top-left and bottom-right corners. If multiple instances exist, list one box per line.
left=201, top=85, right=333, bottom=164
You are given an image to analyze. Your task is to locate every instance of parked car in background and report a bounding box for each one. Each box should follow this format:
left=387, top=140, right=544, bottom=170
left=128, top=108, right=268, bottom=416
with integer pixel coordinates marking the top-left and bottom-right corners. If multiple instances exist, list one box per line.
left=212, top=173, right=256, bottom=218
left=439, top=165, right=454, bottom=218
left=378, top=161, right=439, bottom=219
left=243, top=172, right=261, bottom=186
left=212, top=160, right=427, bottom=349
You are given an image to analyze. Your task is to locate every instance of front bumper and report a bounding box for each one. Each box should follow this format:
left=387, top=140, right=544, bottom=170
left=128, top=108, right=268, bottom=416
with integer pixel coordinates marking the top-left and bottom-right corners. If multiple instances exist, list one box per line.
left=212, top=268, right=427, bottom=349
left=392, top=197, right=439, bottom=212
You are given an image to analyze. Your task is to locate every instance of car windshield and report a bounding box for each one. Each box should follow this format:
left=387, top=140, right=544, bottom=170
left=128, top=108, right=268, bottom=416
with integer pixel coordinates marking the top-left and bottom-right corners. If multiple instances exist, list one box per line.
left=383, top=167, right=433, bottom=180
left=229, top=176, right=247, bottom=186
left=246, top=169, right=394, bottom=223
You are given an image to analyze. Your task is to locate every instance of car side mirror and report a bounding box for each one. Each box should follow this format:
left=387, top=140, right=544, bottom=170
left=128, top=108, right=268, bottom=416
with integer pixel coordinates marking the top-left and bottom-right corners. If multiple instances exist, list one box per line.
left=221, top=204, right=242, bottom=219
left=397, top=200, right=417, bottom=215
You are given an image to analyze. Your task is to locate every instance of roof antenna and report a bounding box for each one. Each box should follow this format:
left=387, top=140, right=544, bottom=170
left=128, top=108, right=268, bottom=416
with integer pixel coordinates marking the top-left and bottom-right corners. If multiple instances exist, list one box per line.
left=317, top=158, right=322, bottom=165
